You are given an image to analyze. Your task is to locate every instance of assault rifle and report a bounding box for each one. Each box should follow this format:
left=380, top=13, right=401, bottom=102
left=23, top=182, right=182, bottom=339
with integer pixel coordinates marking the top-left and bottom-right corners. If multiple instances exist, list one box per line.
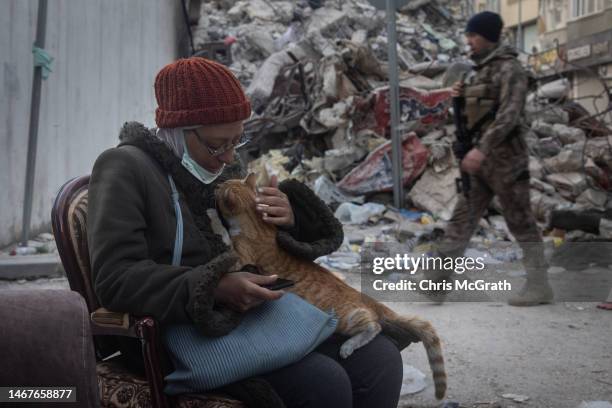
left=452, top=94, right=471, bottom=199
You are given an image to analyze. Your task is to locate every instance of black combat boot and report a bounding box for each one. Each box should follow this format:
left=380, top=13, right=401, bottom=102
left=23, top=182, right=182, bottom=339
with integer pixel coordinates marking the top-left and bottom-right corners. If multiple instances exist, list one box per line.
left=508, top=243, right=554, bottom=306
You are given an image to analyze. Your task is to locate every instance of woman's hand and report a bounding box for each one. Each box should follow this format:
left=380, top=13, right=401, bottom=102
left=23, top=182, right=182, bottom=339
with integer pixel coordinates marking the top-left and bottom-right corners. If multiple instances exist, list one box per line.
left=255, top=175, right=295, bottom=227
left=214, top=272, right=283, bottom=313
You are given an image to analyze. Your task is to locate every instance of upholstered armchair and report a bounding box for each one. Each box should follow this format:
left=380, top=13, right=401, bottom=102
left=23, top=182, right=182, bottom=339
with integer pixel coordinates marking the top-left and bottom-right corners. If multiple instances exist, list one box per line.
left=52, top=175, right=244, bottom=408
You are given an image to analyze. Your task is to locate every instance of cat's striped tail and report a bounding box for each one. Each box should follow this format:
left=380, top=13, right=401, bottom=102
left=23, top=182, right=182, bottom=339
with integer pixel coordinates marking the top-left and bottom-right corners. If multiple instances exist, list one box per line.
left=376, top=305, right=447, bottom=399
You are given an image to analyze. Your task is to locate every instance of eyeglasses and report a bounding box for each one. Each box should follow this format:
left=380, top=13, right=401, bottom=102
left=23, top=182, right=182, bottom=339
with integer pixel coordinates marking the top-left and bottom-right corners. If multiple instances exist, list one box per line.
left=192, top=129, right=252, bottom=157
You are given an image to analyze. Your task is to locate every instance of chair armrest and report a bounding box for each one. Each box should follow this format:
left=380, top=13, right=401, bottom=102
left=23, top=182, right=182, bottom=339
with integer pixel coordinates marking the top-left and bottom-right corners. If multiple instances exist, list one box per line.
left=90, top=308, right=170, bottom=408
left=90, top=308, right=135, bottom=336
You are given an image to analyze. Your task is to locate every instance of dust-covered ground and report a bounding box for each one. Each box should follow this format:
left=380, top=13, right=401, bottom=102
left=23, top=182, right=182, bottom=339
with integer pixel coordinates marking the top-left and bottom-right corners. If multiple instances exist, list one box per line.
left=340, top=268, right=612, bottom=408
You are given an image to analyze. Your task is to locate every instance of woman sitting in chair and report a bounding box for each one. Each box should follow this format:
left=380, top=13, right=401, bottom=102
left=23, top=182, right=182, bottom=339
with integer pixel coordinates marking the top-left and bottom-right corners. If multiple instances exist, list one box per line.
left=87, top=57, right=403, bottom=408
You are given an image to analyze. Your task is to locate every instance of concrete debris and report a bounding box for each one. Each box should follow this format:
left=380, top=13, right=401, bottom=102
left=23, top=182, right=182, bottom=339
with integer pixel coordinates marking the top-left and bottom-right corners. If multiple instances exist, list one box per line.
left=247, top=149, right=292, bottom=186
left=531, top=178, right=557, bottom=195
left=546, top=172, right=589, bottom=200
left=530, top=189, right=572, bottom=222
left=5, top=232, right=59, bottom=257
left=408, top=166, right=459, bottom=221
left=530, top=78, right=570, bottom=102
left=525, top=104, right=570, bottom=126
left=186, top=0, right=611, bottom=246
left=536, top=137, right=563, bottom=158
left=323, top=146, right=366, bottom=173
left=576, top=189, right=608, bottom=210
left=543, top=149, right=583, bottom=173
left=553, top=124, right=586, bottom=145
left=599, top=218, right=612, bottom=239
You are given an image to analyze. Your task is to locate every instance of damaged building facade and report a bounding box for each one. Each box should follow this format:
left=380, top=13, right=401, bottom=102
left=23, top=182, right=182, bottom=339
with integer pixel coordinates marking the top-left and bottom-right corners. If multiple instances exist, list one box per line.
left=476, top=0, right=612, bottom=118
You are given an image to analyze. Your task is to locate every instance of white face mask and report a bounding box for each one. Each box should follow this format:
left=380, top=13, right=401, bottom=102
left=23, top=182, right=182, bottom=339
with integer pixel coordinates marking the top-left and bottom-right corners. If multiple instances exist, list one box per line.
left=180, top=132, right=225, bottom=184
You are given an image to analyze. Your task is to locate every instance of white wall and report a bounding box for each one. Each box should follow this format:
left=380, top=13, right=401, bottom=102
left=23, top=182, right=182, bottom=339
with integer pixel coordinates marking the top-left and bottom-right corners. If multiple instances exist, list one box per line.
left=0, top=0, right=183, bottom=247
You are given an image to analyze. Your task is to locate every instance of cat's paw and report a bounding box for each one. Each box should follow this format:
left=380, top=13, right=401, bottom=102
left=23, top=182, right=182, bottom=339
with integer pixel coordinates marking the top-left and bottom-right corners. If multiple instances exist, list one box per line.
left=339, top=344, right=354, bottom=359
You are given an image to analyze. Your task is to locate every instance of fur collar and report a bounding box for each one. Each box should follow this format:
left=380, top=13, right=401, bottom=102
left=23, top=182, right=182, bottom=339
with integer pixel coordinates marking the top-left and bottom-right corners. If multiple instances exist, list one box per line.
left=117, top=121, right=245, bottom=261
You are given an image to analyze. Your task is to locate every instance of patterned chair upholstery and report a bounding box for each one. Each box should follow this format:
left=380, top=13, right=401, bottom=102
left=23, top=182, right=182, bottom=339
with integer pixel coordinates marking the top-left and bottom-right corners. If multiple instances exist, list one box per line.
left=52, top=176, right=245, bottom=408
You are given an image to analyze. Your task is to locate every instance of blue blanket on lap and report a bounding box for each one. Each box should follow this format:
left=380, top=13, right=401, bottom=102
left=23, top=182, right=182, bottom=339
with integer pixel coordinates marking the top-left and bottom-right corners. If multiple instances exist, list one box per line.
left=163, top=293, right=337, bottom=394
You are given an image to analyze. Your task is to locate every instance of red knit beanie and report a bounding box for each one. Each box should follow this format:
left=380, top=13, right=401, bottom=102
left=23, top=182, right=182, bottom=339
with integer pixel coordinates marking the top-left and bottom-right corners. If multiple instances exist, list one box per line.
left=154, top=57, right=251, bottom=128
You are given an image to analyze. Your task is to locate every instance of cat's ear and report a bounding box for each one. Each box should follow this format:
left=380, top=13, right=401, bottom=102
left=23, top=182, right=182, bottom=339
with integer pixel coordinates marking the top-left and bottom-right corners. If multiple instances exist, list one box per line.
left=244, top=172, right=257, bottom=192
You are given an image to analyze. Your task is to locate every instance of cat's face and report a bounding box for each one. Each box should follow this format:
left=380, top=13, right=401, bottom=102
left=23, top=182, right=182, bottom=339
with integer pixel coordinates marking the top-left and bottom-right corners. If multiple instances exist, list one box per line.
left=215, top=173, right=258, bottom=218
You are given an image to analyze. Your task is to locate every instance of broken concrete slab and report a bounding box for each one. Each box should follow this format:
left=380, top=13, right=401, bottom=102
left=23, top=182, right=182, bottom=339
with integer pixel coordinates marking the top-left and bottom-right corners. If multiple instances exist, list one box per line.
left=576, top=189, right=608, bottom=210
left=532, top=78, right=570, bottom=101
left=323, top=147, right=366, bottom=173
left=408, top=166, right=459, bottom=221
left=543, top=149, right=583, bottom=173
left=530, top=189, right=572, bottom=221
left=552, top=123, right=586, bottom=145
left=245, top=0, right=277, bottom=21
left=537, top=137, right=563, bottom=157
left=0, top=254, right=62, bottom=280
left=531, top=178, right=557, bottom=195
left=245, top=29, right=277, bottom=58
left=532, top=121, right=557, bottom=139
left=584, top=136, right=612, bottom=164
left=306, top=7, right=348, bottom=36
left=317, top=100, right=350, bottom=128
left=546, top=172, right=589, bottom=200
left=526, top=104, right=569, bottom=125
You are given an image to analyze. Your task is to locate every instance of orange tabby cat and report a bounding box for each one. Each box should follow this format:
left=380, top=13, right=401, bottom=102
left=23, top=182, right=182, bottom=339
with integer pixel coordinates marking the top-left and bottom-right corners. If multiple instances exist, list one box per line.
left=215, top=174, right=447, bottom=399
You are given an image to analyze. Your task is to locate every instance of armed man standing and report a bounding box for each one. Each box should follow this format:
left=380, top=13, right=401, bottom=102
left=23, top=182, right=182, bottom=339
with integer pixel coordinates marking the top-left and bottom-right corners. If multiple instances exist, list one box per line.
left=433, top=11, right=553, bottom=306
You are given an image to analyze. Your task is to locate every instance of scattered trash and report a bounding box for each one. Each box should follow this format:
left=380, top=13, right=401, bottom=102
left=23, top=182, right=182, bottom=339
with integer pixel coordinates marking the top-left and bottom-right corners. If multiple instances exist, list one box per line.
left=374, top=86, right=452, bottom=131
left=184, top=0, right=612, bottom=254
left=15, top=246, right=40, bottom=256
left=315, top=251, right=361, bottom=271
left=438, top=402, right=460, bottom=408
left=548, top=266, right=566, bottom=274
left=400, top=364, right=427, bottom=395
left=408, top=166, right=459, bottom=221
left=564, top=303, right=586, bottom=311
left=313, top=175, right=364, bottom=206
left=501, top=393, right=530, bottom=403
left=337, top=133, right=428, bottom=195
left=334, top=202, right=386, bottom=224
left=399, top=209, right=429, bottom=221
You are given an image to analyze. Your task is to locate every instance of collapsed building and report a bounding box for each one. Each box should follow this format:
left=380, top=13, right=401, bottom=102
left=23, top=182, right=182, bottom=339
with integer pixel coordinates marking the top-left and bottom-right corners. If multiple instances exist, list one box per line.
left=187, top=0, right=612, bottom=262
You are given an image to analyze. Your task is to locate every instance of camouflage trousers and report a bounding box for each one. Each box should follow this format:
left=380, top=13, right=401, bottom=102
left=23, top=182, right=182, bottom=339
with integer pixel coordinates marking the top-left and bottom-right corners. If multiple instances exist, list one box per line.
left=437, top=137, right=546, bottom=273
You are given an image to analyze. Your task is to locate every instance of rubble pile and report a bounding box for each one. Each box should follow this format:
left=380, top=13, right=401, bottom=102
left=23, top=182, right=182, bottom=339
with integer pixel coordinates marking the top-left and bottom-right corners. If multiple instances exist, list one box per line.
left=194, top=0, right=466, bottom=191
left=192, top=0, right=612, bottom=257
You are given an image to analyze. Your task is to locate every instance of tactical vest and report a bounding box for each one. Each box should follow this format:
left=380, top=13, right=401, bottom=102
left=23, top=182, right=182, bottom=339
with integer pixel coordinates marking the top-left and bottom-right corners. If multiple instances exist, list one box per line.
left=464, top=77, right=500, bottom=132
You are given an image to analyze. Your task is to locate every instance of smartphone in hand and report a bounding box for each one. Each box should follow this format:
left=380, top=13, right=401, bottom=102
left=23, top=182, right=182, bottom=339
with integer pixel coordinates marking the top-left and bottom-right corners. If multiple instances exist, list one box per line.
left=262, top=278, right=295, bottom=291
